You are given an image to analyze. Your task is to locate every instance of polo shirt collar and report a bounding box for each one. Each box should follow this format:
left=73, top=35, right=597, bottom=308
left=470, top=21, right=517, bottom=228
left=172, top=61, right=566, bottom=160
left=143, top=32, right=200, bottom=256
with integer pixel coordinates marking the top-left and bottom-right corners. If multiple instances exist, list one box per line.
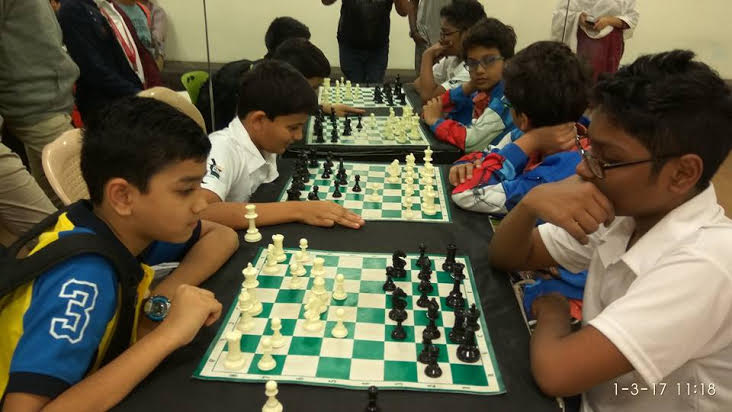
left=229, top=117, right=276, bottom=175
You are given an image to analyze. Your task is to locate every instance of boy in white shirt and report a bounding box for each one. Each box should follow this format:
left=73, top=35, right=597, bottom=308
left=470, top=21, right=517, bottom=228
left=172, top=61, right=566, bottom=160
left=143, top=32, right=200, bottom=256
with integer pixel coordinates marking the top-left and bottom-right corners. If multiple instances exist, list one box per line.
left=413, top=0, right=486, bottom=103
left=201, top=60, right=364, bottom=230
left=489, top=50, right=732, bottom=412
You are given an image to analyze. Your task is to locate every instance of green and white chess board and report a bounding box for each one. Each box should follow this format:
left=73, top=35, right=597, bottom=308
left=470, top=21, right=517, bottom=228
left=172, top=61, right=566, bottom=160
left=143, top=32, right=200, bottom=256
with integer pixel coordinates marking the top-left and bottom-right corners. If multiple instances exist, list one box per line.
left=318, top=84, right=417, bottom=109
left=305, top=114, right=430, bottom=146
left=194, top=248, right=505, bottom=395
left=276, top=161, right=452, bottom=223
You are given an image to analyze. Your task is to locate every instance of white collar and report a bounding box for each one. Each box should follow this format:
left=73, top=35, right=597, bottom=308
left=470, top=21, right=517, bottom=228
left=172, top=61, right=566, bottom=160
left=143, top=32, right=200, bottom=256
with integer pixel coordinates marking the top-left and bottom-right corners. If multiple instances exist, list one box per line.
left=228, top=117, right=275, bottom=174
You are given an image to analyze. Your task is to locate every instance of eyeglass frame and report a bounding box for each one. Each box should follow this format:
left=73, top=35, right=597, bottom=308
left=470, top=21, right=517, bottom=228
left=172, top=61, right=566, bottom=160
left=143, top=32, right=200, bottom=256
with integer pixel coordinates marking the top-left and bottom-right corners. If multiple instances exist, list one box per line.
left=439, top=29, right=461, bottom=39
left=464, top=55, right=504, bottom=72
left=574, top=134, right=678, bottom=179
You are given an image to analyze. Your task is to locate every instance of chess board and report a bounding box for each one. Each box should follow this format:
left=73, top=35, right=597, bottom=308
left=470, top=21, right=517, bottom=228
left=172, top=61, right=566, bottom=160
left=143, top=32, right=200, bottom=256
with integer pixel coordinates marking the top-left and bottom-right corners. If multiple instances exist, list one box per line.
left=305, top=115, right=430, bottom=146
left=318, top=85, right=418, bottom=109
left=194, top=248, right=505, bottom=395
left=276, top=161, right=452, bottom=223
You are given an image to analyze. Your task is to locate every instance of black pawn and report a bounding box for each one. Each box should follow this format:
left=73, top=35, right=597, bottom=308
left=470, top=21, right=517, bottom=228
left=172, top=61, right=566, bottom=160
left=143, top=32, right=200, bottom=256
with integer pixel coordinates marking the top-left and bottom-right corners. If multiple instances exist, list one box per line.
left=446, top=270, right=465, bottom=309
left=391, top=318, right=406, bottom=340
left=418, top=337, right=433, bottom=364
left=466, top=304, right=481, bottom=332
left=424, top=346, right=442, bottom=378
left=383, top=267, right=396, bottom=292
left=308, top=150, right=319, bottom=167
left=418, top=278, right=433, bottom=294
left=416, top=243, right=428, bottom=268
left=416, top=288, right=430, bottom=308
left=330, top=126, right=339, bottom=143
left=417, top=265, right=432, bottom=282
left=366, top=386, right=379, bottom=412
left=399, top=93, right=407, bottom=106
left=330, top=107, right=336, bottom=123
left=286, top=186, right=301, bottom=201
left=449, top=307, right=467, bottom=344
left=325, top=152, right=334, bottom=168
left=307, top=186, right=320, bottom=201
left=352, top=174, right=362, bottom=192
left=456, top=328, right=481, bottom=364
left=357, top=114, right=363, bottom=130
left=333, top=181, right=342, bottom=198
left=321, top=165, right=332, bottom=179
left=442, top=243, right=457, bottom=272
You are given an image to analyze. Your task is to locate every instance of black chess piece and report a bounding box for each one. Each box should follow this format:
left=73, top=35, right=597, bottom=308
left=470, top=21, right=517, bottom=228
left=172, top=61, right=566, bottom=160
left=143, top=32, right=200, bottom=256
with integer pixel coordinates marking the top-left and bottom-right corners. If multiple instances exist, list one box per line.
left=343, top=116, right=352, bottom=136
left=391, top=318, right=406, bottom=340
left=388, top=287, right=408, bottom=322
left=308, top=149, right=319, bottom=167
left=446, top=266, right=466, bottom=309
left=466, top=304, right=481, bottom=332
left=424, top=345, right=442, bottom=378
left=352, top=174, right=362, bottom=192
left=286, top=186, right=301, bottom=201
left=398, top=93, right=407, bottom=106
left=307, top=186, right=320, bottom=201
left=382, top=267, right=396, bottom=292
left=330, top=107, right=336, bottom=122
left=416, top=288, right=430, bottom=308
left=330, top=125, right=339, bottom=143
left=365, top=386, right=379, bottom=412
left=418, top=278, right=433, bottom=294
left=422, top=298, right=441, bottom=340
left=386, top=93, right=394, bottom=106
left=418, top=337, right=433, bottom=364
left=417, top=265, right=432, bottom=281
left=451, top=262, right=465, bottom=280
left=442, top=243, right=457, bottom=272
left=333, top=181, right=342, bottom=198
left=449, top=307, right=467, bottom=344
left=357, top=114, right=363, bottom=130
left=416, top=243, right=428, bottom=268
left=321, top=164, right=332, bottom=179
left=456, top=328, right=481, bottom=363
left=325, top=152, right=334, bottom=168
left=392, top=250, right=407, bottom=278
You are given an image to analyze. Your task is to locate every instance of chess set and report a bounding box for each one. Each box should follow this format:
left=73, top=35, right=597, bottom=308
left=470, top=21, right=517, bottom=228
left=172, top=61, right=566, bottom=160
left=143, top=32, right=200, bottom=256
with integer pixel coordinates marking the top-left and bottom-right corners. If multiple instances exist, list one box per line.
left=194, top=238, right=505, bottom=396
left=277, top=150, right=452, bottom=223
left=318, top=76, right=415, bottom=109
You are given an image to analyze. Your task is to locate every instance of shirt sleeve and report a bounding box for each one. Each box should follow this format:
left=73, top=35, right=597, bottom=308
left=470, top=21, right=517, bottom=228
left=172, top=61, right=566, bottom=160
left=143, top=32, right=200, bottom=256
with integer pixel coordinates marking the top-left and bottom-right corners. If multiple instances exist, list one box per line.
left=201, top=136, right=237, bottom=201
left=432, top=58, right=448, bottom=85
left=440, top=62, right=471, bottom=91
left=589, top=248, right=732, bottom=385
left=537, top=222, right=595, bottom=274
left=6, top=257, right=118, bottom=398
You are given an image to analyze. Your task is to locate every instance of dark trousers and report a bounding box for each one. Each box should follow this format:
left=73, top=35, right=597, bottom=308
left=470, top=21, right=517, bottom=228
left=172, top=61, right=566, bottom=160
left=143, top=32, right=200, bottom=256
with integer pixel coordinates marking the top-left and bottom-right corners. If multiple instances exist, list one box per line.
left=338, top=41, right=389, bottom=84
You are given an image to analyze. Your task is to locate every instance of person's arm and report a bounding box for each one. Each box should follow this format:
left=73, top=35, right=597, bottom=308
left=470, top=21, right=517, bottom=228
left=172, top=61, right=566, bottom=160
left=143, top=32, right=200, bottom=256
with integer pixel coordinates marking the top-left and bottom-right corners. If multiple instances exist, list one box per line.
left=2, top=285, right=222, bottom=412
left=393, top=0, right=411, bottom=17
left=321, top=103, right=365, bottom=117
left=416, top=44, right=448, bottom=102
left=200, top=189, right=364, bottom=229
left=407, top=0, right=428, bottom=48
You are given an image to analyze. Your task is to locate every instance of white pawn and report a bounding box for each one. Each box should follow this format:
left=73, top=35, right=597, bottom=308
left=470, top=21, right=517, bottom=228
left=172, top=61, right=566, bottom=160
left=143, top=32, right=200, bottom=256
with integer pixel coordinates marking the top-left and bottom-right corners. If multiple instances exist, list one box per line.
left=248, top=285, right=263, bottom=316
left=262, top=380, right=283, bottom=412
left=257, top=337, right=276, bottom=371
left=272, top=234, right=286, bottom=262
left=403, top=196, right=415, bottom=220
left=332, top=274, right=347, bottom=301
left=311, top=257, right=325, bottom=277
left=224, top=330, right=246, bottom=370
left=331, top=308, right=348, bottom=339
left=244, top=204, right=262, bottom=242
left=262, top=244, right=279, bottom=275
left=242, top=262, right=259, bottom=289
left=289, top=252, right=306, bottom=288
left=237, top=290, right=254, bottom=332
left=270, top=317, right=285, bottom=349
left=422, top=188, right=438, bottom=216
left=299, top=238, right=312, bottom=263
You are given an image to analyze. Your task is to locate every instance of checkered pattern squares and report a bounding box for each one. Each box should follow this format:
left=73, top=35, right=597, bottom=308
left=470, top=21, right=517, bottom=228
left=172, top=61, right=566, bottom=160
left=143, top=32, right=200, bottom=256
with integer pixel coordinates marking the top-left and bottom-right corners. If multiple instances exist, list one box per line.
left=306, top=115, right=429, bottom=146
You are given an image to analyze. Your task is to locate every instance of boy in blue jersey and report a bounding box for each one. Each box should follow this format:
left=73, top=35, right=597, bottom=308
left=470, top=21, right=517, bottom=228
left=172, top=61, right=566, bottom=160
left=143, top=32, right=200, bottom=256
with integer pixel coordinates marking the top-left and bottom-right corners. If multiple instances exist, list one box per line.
left=0, top=97, right=238, bottom=410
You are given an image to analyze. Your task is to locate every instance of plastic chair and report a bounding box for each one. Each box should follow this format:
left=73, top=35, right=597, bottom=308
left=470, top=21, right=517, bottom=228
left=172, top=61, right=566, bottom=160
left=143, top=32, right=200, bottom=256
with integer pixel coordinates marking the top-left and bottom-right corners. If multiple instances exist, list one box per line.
left=41, top=129, right=88, bottom=206
left=180, top=70, right=209, bottom=104
left=138, top=87, right=206, bottom=131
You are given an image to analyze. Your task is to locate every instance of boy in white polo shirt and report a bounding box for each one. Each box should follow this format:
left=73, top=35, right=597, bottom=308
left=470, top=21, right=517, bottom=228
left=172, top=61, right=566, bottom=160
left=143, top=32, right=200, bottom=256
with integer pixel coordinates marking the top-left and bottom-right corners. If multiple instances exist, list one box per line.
left=201, top=60, right=364, bottom=230
left=489, top=50, right=732, bottom=411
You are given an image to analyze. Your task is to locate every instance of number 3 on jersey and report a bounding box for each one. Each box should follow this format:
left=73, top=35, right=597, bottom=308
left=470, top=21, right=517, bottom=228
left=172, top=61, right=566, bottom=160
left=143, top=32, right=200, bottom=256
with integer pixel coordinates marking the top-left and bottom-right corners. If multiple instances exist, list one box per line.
left=49, top=279, right=99, bottom=343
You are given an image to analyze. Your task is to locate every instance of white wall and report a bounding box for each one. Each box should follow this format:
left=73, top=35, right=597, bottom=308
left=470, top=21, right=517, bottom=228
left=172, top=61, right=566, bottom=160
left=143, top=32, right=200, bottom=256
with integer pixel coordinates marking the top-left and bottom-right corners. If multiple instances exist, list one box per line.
left=157, top=0, right=732, bottom=78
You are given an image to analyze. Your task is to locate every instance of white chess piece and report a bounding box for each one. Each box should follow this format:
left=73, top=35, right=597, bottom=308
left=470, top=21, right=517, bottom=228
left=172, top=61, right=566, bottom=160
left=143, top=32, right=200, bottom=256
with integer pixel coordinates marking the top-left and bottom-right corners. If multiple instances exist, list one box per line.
left=288, top=260, right=305, bottom=289
left=224, top=330, right=246, bottom=370
left=331, top=308, right=348, bottom=338
left=237, top=290, right=255, bottom=332
left=387, top=160, right=400, bottom=183
left=262, top=380, right=283, bottom=412
left=365, top=183, right=381, bottom=202
left=270, top=317, right=285, bottom=349
left=272, top=234, right=286, bottom=262
left=403, top=196, right=415, bottom=219
left=299, top=238, right=312, bottom=263
left=244, top=204, right=262, bottom=242
left=311, top=257, right=325, bottom=277
left=248, top=285, right=263, bottom=316
left=422, top=187, right=438, bottom=216
left=242, top=262, right=259, bottom=289
left=332, top=274, right=347, bottom=301
left=311, top=276, right=329, bottom=313
left=303, top=297, right=324, bottom=332
left=262, top=244, right=279, bottom=275
left=257, top=337, right=276, bottom=371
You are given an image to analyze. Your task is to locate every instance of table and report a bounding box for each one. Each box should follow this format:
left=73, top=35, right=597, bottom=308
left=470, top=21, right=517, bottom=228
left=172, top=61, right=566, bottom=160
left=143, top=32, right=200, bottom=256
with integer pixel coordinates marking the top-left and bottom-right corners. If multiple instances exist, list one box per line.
left=113, top=159, right=559, bottom=412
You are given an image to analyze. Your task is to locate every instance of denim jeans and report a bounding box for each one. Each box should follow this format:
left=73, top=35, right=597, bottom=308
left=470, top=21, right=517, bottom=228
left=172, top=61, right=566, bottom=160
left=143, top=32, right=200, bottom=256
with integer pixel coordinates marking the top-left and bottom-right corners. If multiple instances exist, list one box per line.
left=338, top=41, right=389, bottom=84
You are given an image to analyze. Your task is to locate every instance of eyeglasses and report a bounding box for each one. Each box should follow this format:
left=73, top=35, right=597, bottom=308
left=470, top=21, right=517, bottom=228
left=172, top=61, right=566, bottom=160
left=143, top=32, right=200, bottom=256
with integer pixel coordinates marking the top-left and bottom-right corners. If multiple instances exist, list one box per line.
left=575, top=135, right=677, bottom=179
left=439, top=29, right=460, bottom=39
left=464, top=55, right=504, bottom=72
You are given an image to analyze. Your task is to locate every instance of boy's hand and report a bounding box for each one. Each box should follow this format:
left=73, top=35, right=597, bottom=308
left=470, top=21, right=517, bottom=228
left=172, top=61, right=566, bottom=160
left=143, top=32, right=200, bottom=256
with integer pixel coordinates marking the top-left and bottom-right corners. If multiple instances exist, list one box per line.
left=531, top=293, right=570, bottom=320
left=515, top=123, right=576, bottom=155
left=522, top=175, right=615, bottom=244
left=449, top=159, right=482, bottom=185
left=299, top=201, right=365, bottom=229
left=424, top=42, right=447, bottom=64
left=422, top=97, right=443, bottom=126
left=593, top=16, right=613, bottom=31
left=579, top=12, right=593, bottom=31
left=322, top=103, right=366, bottom=117
left=157, top=284, right=222, bottom=347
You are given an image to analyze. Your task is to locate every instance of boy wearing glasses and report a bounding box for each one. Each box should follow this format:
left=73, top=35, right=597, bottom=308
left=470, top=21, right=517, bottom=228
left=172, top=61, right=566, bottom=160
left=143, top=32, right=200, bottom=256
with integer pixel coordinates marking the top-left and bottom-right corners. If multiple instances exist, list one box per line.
left=490, top=50, right=732, bottom=411
left=413, top=0, right=486, bottom=103
left=422, top=18, right=517, bottom=153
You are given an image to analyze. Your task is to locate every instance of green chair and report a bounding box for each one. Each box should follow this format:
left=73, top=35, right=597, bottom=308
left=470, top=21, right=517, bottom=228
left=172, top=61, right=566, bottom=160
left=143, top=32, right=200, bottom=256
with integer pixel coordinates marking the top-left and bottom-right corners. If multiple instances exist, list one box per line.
left=180, top=70, right=209, bottom=104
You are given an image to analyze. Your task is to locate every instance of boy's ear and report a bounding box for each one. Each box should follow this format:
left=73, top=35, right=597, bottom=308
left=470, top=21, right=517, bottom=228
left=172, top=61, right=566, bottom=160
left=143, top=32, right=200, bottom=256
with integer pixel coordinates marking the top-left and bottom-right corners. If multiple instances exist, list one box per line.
left=245, top=110, right=269, bottom=130
left=105, top=178, right=136, bottom=216
left=511, top=110, right=531, bottom=131
left=667, top=153, right=703, bottom=194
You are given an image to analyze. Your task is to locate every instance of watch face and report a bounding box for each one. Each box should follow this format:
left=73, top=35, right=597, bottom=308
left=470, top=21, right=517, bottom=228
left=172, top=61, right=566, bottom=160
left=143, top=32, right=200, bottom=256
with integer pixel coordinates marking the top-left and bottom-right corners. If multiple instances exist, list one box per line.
left=145, top=296, right=170, bottom=321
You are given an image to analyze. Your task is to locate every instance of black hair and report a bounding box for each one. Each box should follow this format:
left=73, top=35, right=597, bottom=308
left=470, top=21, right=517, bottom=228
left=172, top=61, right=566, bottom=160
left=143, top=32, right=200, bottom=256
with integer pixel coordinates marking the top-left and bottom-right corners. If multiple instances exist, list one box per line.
left=271, top=38, right=331, bottom=79
left=503, top=41, right=590, bottom=128
left=592, top=50, right=732, bottom=190
left=462, top=17, right=517, bottom=60
left=264, top=17, right=311, bottom=58
left=236, top=59, right=318, bottom=119
left=440, top=0, right=487, bottom=31
left=81, top=96, right=211, bottom=205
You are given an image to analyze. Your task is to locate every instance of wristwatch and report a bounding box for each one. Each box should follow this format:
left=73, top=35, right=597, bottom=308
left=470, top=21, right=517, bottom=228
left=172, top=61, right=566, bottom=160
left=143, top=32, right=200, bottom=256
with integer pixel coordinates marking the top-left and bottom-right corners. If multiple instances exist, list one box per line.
left=143, top=295, right=171, bottom=322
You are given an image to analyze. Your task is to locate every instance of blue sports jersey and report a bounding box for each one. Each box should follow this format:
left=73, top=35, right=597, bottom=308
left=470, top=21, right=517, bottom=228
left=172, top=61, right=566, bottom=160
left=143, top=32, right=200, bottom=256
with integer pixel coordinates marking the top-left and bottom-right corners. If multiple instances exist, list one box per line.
left=0, top=201, right=200, bottom=399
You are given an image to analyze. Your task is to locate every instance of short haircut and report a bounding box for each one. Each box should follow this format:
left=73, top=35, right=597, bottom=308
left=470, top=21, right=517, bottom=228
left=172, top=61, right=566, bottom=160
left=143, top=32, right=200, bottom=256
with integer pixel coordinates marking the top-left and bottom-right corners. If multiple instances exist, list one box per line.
left=503, top=41, right=590, bottom=128
left=462, top=17, right=517, bottom=60
left=264, top=17, right=311, bottom=58
left=271, top=38, right=331, bottom=79
left=236, top=59, right=319, bottom=120
left=440, top=0, right=487, bottom=31
left=81, top=96, right=211, bottom=205
left=592, top=50, right=732, bottom=190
